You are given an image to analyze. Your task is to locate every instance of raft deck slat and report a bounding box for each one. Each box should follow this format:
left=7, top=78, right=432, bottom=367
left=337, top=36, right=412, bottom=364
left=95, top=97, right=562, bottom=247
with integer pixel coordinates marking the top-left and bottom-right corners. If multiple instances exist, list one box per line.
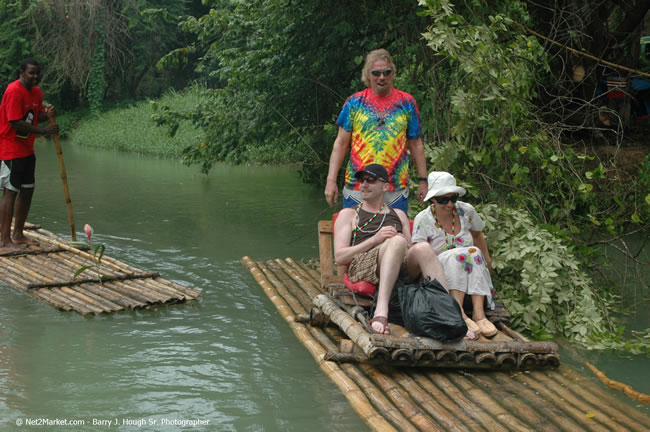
left=0, top=226, right=200, bottom=315
left=242, top=255, right=650, bottom=432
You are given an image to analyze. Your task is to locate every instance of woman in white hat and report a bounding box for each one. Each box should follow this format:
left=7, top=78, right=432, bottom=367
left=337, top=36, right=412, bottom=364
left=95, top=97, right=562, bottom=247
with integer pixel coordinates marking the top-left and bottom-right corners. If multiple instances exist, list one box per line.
left=412, top=172, right=497, bottom=339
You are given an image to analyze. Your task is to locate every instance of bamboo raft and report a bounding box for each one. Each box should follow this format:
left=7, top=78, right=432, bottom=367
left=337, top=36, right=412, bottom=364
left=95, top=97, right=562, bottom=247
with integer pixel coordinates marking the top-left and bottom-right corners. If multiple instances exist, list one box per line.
left=0, top=224, right=201, bottom=315
left=242, top=255, right=650, bottom=431
left=241, top=217, right=649, bottom=430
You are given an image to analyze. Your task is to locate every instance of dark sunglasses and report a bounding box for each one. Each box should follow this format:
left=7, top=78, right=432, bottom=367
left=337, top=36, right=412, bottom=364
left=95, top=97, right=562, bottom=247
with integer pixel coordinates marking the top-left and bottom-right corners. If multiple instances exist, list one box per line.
left=371, top=69, right=392, bottom=77
left=433, top=194, right=459, bottom=205
left=358, top=176, right=384, bottom=184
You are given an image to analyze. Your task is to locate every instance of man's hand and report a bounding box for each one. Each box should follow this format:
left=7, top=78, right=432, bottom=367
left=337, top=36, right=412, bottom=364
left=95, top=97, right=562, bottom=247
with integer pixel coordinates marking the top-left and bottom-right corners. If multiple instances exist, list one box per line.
left=43, top=122, right=59, bottom=136
left=417, top=182, right=428, bottom=204
left=44, top=104, right=56, bottom=119
left=372, top=225, right=403, bottom=245
left=325, top=181, right=339, bottom=207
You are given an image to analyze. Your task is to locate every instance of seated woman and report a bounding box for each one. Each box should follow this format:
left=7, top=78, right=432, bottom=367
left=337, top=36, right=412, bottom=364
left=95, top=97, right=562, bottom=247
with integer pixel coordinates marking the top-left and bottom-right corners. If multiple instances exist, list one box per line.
left=412, top=172, right=497, bottom=339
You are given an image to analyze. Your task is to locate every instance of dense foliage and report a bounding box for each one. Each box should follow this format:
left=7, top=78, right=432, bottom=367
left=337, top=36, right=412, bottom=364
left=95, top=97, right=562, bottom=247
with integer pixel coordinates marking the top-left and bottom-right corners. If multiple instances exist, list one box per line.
left=0, top=0, right=204, bottom=108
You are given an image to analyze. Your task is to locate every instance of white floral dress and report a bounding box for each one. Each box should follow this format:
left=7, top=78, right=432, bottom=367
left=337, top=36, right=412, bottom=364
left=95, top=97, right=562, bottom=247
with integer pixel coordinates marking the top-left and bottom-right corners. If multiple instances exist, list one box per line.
left=412, top=201, right=495, bottom=310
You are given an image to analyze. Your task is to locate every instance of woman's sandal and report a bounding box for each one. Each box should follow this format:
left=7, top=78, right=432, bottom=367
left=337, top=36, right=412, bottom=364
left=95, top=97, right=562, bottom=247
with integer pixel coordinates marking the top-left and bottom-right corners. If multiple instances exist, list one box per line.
left=464, top=317, right=481, bottom=336
left=368, top=316, right=390, bottom=335
left=476, top=318, right=497, bottom=338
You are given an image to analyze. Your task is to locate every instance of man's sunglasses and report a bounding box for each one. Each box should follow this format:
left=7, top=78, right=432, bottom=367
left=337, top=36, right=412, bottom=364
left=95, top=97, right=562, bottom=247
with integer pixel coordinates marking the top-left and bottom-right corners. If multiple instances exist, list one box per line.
left=371, top=69, right=392, bottom=77
left=433, top=194, right=459, bottom=205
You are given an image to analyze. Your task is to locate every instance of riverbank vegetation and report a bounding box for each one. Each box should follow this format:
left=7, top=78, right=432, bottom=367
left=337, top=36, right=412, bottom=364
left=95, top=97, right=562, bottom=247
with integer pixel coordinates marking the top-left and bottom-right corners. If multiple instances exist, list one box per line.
left=2, top=0, right=648, bottom=353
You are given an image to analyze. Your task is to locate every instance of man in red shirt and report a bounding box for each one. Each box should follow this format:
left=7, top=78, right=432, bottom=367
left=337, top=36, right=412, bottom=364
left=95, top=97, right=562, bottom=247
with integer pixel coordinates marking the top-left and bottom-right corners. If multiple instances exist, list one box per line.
left=0, top=59, right=58, bottom=253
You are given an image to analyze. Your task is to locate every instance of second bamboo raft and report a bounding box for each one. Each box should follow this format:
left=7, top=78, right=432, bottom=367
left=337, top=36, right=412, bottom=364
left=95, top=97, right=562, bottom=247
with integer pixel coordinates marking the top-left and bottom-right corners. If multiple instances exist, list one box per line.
left=0, top=224, right=201, bottom=315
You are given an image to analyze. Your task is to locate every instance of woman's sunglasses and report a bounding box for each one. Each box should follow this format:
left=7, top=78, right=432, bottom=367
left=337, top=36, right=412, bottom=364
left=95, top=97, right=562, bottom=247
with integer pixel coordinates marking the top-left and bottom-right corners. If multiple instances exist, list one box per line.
left=433, top=194, right=459, bottom=205
left=371, top=69, right=392, bottom=77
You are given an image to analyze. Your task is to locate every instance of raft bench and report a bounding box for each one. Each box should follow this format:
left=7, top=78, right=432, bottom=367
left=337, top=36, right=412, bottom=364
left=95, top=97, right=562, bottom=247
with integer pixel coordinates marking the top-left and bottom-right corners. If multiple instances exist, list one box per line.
left=315, top=215, right=559, bottom=369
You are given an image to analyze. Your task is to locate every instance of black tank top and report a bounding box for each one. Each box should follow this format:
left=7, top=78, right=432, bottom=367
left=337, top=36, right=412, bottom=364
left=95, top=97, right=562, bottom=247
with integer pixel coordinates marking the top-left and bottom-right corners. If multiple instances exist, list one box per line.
left=351, top=206, right=403, bottom=245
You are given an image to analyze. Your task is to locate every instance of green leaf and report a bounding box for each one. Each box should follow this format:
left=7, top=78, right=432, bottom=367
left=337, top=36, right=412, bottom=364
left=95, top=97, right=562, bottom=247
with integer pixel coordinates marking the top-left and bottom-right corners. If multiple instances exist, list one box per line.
left=74, top=265, right=93, bottom=279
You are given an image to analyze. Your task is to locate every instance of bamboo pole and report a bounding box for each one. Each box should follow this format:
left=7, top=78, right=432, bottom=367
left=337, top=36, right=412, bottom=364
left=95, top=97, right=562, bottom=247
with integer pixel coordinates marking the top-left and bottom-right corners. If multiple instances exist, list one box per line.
left=30, top=289, right=72, bottom=311
left=543, top=369, right=650, bottom=430
left=49, top=287, right=94, bottom=315
left=263, top=260, right=314, bottom=312
left=313, top=294, right=382, bottom=359
left=445, top=372, right=535, bottom=432
left=241, top=256, right=397, bottom=432
left=59, top=286, right=110, bottom=313
left=390, top=369, right=472, bottom=432
left=553, top=366, right=650, bottom=427
left=282, top=258, right=323, bottom=297
left=294, top=259, right=325, bottom=289
left=2, top=258, right=56, bottom=287
left=491, top=371, right=584, bottom=431
left=424, top=371, right=508, bottom=432
left=465, top=372, right=560, bottom=432
left=100, top=282, right=150, bottom=306
left=405, top=370, right=485, bottom=432
left=359, top=364, right=445, bottom=431
left=511, top=371, right=611, bottom=432
left=49, top=117, right=76, bottom=241
left=81, top=283, right=140, bottom=309
left=583, top=361, right=650, bottom=405
left=258, top=262, right=311, bottom=315
left=0, top=260, right=33, bottom=286
left=341, top=364, right=421, bottom=432
left=154, top=277, right=201, bottom=298
left=71, top=284, right=124, bottom=311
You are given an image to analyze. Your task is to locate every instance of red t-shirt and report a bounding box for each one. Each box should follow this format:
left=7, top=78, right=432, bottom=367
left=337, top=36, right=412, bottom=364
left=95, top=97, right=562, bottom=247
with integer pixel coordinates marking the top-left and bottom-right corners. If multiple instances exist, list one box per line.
left=0, top=80, right=44, bottom=160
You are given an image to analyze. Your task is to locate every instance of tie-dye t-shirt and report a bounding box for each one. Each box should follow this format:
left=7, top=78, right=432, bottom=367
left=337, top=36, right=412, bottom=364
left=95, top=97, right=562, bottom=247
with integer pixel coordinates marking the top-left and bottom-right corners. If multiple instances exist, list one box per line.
left=336, top=88, right=421, bottom=191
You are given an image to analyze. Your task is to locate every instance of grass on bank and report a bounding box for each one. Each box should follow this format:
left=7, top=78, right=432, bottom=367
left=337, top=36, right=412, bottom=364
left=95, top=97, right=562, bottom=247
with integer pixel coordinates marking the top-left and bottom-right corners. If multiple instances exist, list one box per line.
left=64, top=86, right=206, bottom=158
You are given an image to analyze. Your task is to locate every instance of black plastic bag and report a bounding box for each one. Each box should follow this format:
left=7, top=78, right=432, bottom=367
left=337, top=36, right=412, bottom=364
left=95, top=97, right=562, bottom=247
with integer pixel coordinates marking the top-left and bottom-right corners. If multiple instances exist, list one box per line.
left=398, top=278, right=467, bottom=342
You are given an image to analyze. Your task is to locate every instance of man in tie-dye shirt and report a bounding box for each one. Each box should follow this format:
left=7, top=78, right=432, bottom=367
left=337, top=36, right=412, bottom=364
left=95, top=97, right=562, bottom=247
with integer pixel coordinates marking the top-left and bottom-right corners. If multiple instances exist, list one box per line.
left=325, top=49, right=428, bottom=213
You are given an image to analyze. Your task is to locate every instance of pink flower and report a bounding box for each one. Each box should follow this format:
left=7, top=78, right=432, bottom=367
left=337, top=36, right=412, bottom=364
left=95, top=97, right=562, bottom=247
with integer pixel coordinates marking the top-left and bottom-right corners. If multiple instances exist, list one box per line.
left=84, top=224, right=93, bottom=241
left=474, top=255, right=483, bottom=265
left=456, top=253, right=467, bottom=263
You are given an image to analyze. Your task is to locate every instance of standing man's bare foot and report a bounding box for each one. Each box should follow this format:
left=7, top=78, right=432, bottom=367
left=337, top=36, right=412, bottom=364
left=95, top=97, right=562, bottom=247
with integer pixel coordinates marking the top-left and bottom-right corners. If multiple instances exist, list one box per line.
left=12, top=235, right=39, bottom=247
left=0, top=241, right=26, bottom=254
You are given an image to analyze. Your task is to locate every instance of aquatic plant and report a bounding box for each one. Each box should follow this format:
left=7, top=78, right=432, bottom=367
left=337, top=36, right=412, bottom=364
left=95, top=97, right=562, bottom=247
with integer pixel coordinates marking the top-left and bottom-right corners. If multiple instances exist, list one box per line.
left=73, top=224, right=106, bottom=284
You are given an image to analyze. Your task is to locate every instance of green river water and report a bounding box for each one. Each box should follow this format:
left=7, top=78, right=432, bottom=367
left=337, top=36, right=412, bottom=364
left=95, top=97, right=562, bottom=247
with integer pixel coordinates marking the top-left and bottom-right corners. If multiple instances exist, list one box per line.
left=0, top=141, right=647, bottom=430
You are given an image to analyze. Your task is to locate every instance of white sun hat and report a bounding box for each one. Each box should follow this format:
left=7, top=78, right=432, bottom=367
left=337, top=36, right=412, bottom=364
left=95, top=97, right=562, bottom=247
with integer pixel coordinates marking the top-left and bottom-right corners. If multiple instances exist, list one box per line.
left=423, top=171, right=467, bottom=202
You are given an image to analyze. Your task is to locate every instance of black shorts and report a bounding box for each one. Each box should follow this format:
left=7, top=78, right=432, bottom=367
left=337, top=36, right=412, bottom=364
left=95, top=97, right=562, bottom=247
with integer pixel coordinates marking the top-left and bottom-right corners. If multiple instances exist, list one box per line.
left=0, top=154, right=36, bottom=192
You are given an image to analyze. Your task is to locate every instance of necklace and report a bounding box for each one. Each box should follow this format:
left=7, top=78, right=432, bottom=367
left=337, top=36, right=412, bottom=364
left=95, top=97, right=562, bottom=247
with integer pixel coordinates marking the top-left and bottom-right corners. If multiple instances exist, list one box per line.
left=352, top=203, right=386, bottom=244
left=431, top=205, right=457, bottom=250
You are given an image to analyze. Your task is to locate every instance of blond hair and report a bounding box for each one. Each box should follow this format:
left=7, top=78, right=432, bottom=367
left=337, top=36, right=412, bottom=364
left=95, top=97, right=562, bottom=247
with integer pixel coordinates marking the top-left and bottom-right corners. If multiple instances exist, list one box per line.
left=361, top=49, right=396, bottom=87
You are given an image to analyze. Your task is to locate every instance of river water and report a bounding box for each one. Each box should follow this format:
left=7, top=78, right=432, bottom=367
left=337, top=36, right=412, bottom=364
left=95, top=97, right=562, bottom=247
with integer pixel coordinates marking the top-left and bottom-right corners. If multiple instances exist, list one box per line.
left=0, top=142, right=647, bottom=430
